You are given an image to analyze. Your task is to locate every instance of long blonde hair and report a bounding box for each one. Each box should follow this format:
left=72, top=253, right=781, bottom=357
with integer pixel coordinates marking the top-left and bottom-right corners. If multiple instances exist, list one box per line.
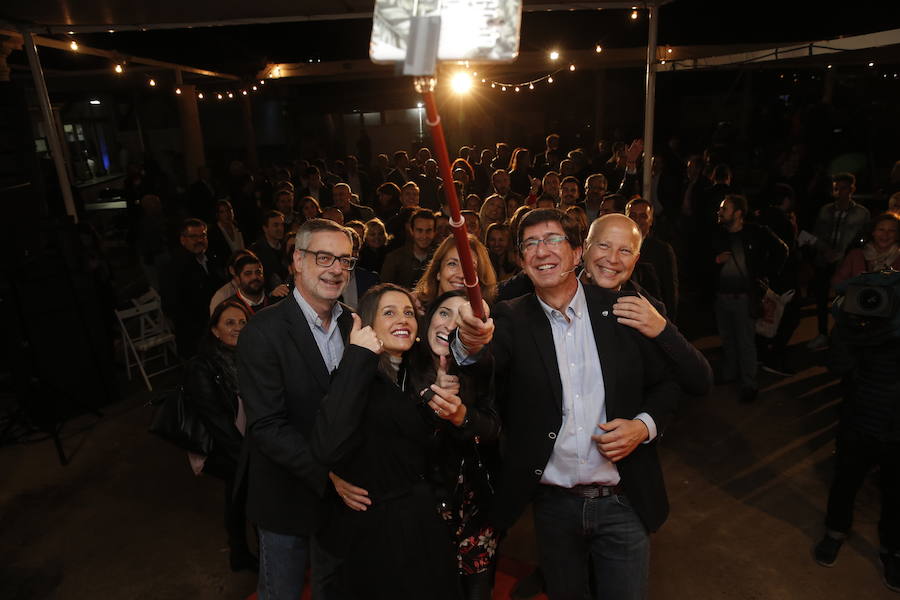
left=414, top=234, right=497, bottom=306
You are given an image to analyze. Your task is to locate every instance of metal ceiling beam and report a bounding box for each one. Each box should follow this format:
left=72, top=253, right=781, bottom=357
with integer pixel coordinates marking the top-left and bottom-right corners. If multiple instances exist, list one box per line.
left=0, top=29, right=241, bottom=80
left=656, top=28, right=900, bottom=72
left=0, top=1, right=672, bottom=34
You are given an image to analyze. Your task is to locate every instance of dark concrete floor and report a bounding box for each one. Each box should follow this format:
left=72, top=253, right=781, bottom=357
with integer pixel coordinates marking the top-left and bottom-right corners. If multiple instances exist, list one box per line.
left=1, top=300, right=895, bottom=600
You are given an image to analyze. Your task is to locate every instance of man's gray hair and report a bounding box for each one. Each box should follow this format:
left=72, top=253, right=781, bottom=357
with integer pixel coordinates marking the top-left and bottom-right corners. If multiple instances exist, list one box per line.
left=294, top=218, right=353, bottom=251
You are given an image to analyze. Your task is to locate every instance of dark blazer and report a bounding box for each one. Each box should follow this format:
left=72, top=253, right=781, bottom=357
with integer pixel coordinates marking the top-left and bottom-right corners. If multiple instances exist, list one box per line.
left=237, top=296, right=353, bottom=536
left=160, top=247, right=224, bottom=358
left=486, top=284, right=680, bottom=533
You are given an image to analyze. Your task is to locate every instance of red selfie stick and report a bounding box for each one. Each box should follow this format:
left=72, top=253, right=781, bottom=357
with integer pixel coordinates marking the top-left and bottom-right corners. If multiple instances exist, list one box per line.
left=418, top=84, right=485, bottom=320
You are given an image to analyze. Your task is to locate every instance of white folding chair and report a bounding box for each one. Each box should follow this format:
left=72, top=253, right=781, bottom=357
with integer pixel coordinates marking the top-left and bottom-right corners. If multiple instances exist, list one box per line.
left=116, top=291, right=179, bottom=391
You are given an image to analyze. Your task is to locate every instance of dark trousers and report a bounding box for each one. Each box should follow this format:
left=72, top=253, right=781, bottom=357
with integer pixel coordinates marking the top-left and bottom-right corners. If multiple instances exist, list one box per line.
left=824, top=428, right=900, bottom=552
left=202, top=454, right=250, bottom=555
left=810, top=263, right=837, bottom=336
left=758, top=294, right=802, bottom=367
left=532, top=486, right=650, bottom=600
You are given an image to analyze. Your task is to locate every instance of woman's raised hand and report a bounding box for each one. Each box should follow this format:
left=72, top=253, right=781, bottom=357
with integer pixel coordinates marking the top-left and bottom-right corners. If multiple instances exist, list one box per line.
left=349, top=312, right=383, bottom=354
left=434, top=355, right=460, bottom=396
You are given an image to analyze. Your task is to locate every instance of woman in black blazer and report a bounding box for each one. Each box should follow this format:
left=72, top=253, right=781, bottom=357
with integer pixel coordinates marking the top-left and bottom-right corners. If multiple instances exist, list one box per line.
left=311, top=284, right=498, bottom=599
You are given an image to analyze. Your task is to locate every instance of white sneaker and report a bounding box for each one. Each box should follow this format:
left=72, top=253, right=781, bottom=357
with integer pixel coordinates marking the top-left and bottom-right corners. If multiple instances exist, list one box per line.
left=806, top=334, right=828, bottom=350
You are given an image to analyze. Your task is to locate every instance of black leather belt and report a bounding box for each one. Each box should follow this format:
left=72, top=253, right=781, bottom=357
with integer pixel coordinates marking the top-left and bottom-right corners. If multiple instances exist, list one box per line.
left=554, top=483, right=625, bottom=498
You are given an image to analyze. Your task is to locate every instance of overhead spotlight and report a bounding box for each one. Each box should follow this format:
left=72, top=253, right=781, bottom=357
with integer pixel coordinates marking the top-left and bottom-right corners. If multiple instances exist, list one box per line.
left=569, top=64, right=575, bottom=71
left=216, top=93, right=223, bottom=100
left=548, top=77, right=554, bottom=83
left=107, top=29, right=115, bottom=33
left=515, top=86, right=520, bottom=92
left=667, top=48, right=673, bottom=54
left=868, top=61, right=875, bottom=67
left=501, top=86, right=507, bottom=92
left=660, top=60, right=666, bottom=65
left=198, top=92, right=204, bottom=99
left=827, top=64, right=833, bottom=69
left=274, top=66, right=282, bottom=77
left=491, top=83, right=496, bottom=88
left=450, top=71, right=473, bottom=94
left=549, top=50, right=560, bottom=61
left=595, top=45, right=603, bottom=53
left=227, top=92, right=234, bottom=99
left=175, top=88, right=182, bottom=95
left=149, top=79, right=156, bottom=87
left=89, top=99, right=101, bottom=105
left=252, top=85, right=258, bottom=91
left=481, top=78, right=486, bottom=83
left=631, top=9, right=639, bottom=19
left=114, top=63, right=124, bottom=74
left=69, top=40, right=79, bottom=51
left=529, top=83, right=534, bottom=90
left=242, top=90, right=248, bottom=95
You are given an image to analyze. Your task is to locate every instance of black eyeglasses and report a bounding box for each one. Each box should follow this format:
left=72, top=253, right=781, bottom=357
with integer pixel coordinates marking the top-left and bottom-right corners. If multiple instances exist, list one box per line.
left=519, top=234, right=568, bottom=254
left=299, top=249, right=357, bottom=271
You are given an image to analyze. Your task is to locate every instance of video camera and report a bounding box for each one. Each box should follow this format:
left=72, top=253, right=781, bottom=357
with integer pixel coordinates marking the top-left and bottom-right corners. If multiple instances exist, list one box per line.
left=832, top=268, right=900, bottom=344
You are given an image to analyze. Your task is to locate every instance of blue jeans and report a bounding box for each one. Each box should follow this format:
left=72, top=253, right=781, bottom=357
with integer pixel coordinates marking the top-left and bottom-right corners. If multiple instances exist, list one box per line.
left=532, top=486, right=650, bottom=600
left=257, top=528, right=344, bottom=600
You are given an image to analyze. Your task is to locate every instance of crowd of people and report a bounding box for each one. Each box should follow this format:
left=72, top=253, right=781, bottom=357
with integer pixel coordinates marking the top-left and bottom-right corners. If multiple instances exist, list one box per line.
left=133, top=135, right=900, bottom=599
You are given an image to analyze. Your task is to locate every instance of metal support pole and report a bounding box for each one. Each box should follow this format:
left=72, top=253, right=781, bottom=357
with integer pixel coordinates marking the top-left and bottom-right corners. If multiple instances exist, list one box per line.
left=23, top=31, right=78, bottom=223
left=641, top=4, right=659, bottom=203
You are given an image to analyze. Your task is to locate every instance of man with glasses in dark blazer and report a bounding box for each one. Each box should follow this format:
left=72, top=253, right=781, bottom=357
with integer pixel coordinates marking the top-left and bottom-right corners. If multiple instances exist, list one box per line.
left=455, top=208, right=680, bottom=600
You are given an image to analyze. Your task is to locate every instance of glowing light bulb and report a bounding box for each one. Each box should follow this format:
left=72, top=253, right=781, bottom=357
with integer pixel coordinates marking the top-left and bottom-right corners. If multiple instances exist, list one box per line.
left=549, top=50, right=559, bottom=61
left=515, top=86, right=520, bottom=92
left=569, top=64, right=575, bottom=71
left=450, top=72, right=473, bottom=94
left=216, top=93, right=223, bottom=100
left=252, top=85, right=258, bottom=91
left=481, top=78, right=486, bottom=83
left=149, top=79, right=156, bottom=87
left=242, top=90, right=248, bottom=96
left=175, top=88, right=182, bottom=95
left=548, top=77, right=554, bottom=83
left=595, top=45, right=603, bottom=53
left=529, top=83, right=534, bottom=90
left=227, top=92, right=234, bottom=99
left=491, top=83, right=496, bottom=88
left=827, top=65, right=833, bottom=69
left=667, top=48, right=673, bottom=54
left=198, top=92, right=204, bottom=99
left=69, top=41, right=79, bottom=51
left=868, top=61, right=875, bottom=67
left=501, top=86, right=507, bottom=92
left=660, top=60, right=666, bottom=64
left=631, top=9, right=639, bottom=19
left=114, top=64, right=123, bottom=74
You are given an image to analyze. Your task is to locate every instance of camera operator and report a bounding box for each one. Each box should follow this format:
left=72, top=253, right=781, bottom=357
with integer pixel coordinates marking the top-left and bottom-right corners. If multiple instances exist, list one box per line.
left=813, top=269, right=900, bottom=593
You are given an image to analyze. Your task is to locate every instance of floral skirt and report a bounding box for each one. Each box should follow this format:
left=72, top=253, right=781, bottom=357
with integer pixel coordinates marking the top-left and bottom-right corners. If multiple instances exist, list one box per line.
left=440, top=477, right=498, bottom=575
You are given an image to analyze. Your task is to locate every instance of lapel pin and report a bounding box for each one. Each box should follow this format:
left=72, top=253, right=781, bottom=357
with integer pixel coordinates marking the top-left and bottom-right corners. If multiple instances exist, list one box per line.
left=602, top=310, right=609, bottom=317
